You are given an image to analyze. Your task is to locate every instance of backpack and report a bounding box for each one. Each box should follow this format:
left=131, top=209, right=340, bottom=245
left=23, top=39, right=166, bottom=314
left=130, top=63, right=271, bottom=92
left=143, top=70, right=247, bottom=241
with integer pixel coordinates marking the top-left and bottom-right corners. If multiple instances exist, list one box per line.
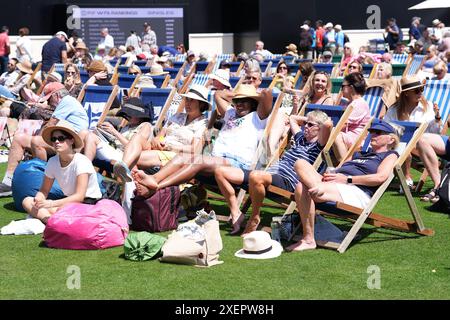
left=430, top=163, right=450, bottom=213
left=131, top=186, right=181, bottom=232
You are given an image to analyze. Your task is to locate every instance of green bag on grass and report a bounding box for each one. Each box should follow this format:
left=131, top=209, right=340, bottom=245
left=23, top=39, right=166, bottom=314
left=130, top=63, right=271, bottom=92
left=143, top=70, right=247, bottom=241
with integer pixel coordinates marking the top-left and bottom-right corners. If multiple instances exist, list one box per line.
left=124, top=232, right=166, bottom=261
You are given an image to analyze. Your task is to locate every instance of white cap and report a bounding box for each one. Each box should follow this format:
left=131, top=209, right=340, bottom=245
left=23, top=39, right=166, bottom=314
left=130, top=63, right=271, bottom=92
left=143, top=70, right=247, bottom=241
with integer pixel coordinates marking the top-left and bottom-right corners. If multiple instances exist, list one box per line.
left=334, top=24, right=342, bottom=31
left=432, top=19, right=441, bottom=26
left=209, top=69, right=231, bottom=88
left=324, top=22, right=334, bottom=29
left=55, top=31, right=68, bottom=40
left=301, top=24, right=310, bottom=30
left=97, top=44, right=106, bottom=50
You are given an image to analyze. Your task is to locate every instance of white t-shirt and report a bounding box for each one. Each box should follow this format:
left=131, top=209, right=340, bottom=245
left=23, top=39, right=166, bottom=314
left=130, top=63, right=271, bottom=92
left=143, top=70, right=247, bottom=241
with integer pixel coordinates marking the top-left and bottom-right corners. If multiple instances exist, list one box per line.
left=164, top=113, right=208, bottom=148
left=384, top=100, right=443, bottom=134
left=15, top=36, right=33, bottom=63
left=45, top=153, right=102, bottom=199
left=212, top=107, right=268, bottom=169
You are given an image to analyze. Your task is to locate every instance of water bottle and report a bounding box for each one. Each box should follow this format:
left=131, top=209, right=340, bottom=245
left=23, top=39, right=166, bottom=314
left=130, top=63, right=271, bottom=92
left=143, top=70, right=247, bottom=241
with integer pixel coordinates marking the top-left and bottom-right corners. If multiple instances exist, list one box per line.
left=271, top=217, right=282, bottom=243
left=326, top=166, right=337, bottom=174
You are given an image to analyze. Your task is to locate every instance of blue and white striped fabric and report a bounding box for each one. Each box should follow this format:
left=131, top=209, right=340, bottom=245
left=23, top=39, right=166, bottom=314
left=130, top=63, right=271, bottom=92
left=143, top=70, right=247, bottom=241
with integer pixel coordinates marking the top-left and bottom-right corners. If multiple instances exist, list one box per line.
left=190, top=73, right=210, bottom=87
left=363, top=86, right=385, bottom=118
left=81, top=86, right=115, bottom=130
left=212, top=53, right=234, bottom=73
left=392, top=54, right=408, bottom=64
left=266, top=54, right=283, bottom=60
left=174, top=54, right=186, bottom=62
left=423, top=80, right=450, bottom=122
left=406, top=54, right=425, bottom=76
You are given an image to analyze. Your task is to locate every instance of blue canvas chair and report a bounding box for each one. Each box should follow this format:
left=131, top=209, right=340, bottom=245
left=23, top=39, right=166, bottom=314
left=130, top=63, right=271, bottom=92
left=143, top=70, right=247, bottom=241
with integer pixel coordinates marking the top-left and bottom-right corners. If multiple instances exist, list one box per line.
left=139, top=87, right=177, bottom=133
left=392, top=54, right=409, bottom=64
left=77, top=85, right=120, bottom=130
left=403, top=54, right=426, bottom=76
left=363, top=86, right=385, bottom=118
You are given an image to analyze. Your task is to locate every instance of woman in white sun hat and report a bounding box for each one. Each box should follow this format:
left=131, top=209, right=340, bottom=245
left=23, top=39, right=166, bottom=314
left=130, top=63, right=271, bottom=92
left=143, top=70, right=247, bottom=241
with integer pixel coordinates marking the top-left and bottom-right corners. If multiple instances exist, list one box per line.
left=22, top=120, right=102, bottom=224
left=113, top=84, right=210, bottom=183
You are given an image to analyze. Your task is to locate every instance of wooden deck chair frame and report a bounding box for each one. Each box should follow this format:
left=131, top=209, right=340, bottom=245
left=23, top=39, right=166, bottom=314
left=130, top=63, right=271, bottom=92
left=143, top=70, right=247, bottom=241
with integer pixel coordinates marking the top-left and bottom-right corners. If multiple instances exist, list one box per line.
left=237, top=103, right=354, bottom=218
left=26, top=62, right=42, bottom=90
left=77, top=84, right=120, bottom=128
left=270, top=120, right=432, bottom=253
left=148, top=87, right=178, bottom=135
left=402, top=54, right=426, bottom=77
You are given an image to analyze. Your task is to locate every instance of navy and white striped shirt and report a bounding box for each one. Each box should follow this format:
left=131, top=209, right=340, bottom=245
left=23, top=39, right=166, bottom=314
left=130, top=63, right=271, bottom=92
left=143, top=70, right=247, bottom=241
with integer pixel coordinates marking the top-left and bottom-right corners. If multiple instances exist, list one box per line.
left=267, top=131, right=323, bottom=191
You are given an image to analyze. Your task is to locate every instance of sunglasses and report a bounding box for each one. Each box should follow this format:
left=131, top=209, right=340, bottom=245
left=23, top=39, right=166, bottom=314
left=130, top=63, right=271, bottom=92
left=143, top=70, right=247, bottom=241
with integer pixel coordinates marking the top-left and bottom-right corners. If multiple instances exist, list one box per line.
left=66, top=71, right=76, bottom=75
left=245, top=76, right=259, bottom=81
left=369, top=129, right=386, bottom=135
left=50, top=135, right=69, bottom=143
left=278, top=66, right=288, bottom=70
left=341, top=83, right=351, bottom=88
left=305, top=121, right=319, bottom=128
left=413, top=87, right=424, bottom=94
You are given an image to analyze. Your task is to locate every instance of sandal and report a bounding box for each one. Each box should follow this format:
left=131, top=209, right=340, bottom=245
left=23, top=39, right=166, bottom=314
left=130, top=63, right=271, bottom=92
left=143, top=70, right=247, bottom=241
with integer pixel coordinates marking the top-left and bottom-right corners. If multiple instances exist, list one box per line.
left=420, top=189, right=439, bottom=202
left=229, top=212, right=245, bottom=235
left=113, top=161, right=133, bottom=183
left=241, top=215, right=260, bottom=237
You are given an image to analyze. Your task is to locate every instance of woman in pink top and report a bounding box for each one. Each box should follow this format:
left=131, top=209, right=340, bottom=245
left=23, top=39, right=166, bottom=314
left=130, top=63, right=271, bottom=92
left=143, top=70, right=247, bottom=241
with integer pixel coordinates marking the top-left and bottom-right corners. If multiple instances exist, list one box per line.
left=334, top=72, right=371, bottom=161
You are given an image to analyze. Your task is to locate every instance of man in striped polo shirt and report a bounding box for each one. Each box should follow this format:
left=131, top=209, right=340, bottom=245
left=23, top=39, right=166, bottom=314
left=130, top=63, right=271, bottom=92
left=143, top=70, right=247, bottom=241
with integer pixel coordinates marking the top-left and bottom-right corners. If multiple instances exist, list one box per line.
left=214, top=110, right=333, bottom=235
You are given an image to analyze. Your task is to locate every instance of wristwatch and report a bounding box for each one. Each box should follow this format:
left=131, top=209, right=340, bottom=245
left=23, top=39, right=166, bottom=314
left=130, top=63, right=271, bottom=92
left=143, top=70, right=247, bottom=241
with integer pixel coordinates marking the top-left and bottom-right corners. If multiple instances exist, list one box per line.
left=347, top=176, right=353, bottom=184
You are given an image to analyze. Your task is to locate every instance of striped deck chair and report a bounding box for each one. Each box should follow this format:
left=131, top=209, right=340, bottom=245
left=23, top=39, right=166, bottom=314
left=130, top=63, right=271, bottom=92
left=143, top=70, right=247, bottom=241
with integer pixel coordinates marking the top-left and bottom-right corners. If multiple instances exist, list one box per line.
left=313, top=63, right=335, bottom=74
left=403, top=54, right=426, bottom=77
left=392, top=54, right=409, bottom=64
left=174, top=54, right=186, bottom=62
left=190, top=73, right=210, bottom=87
left=415, top=80, right=450, bottom=192
left=78, top=85, right=120, bottom=130
left=363, top=86, right=385, bottom=118
left=212, top=53, right=234, bottom=73
left=139, top=87, right=177, bottom=133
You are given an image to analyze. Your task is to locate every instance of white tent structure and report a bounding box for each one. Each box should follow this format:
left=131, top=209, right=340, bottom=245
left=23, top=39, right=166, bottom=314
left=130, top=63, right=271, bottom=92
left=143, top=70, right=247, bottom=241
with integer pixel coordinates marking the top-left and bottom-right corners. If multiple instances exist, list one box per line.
left=408, top=0, right=450, bottom=10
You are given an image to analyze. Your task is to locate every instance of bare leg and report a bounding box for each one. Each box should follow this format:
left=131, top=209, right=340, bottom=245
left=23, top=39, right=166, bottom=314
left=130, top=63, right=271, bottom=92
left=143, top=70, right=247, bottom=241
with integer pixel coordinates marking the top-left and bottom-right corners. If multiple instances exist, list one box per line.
left=157, top=155, right=229, bottom=189
left=214, top=166, right=245, bottom=233
left=287, top=159, right=342, bottom=252
left=31, top=136, right=54, bottom=161
left=136, top=150, right=163, bottom=168
left=83, top=132, right=101, bottom=161
left=6, top=133, right=32, bottom=175
left=417, top=133, right=446, bottom=189
left=122, top=122, right=153, bottom=168
left=333, top=133, right=348, bottom=162
left=242, top=171, right=273, bottom=236
left=22, top=197, right=59, bottom=224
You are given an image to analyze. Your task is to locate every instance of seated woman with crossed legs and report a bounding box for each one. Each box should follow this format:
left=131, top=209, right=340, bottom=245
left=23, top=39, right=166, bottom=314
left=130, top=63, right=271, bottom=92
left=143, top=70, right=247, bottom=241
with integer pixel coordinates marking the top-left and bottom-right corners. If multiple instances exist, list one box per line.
left=288, top=120, right=399, bottom=251
left=214, top=110, right=332, bottom=235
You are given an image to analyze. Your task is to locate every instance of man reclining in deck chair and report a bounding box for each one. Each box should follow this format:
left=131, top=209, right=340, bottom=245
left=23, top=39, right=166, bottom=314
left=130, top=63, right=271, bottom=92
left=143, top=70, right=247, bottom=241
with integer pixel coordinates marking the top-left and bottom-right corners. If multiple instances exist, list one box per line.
left=214, top=110, right=333, bottom=235
left=129, top=85, right=273, bottom=197
left=288, top=120, right=399, bottom=251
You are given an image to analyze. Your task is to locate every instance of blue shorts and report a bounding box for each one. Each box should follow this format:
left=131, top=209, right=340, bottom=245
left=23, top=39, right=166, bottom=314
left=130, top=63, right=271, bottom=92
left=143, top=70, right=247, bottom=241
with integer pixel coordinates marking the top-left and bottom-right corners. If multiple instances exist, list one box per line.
left=241, top=169, right=293, bottom=192
left=440, top=135, right=450, bottom=161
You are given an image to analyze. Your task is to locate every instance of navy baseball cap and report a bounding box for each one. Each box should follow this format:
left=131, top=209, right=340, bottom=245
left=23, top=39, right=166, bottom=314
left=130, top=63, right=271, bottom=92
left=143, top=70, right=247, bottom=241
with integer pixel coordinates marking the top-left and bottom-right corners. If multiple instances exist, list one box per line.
left=368, top=120, right=395, bottom=134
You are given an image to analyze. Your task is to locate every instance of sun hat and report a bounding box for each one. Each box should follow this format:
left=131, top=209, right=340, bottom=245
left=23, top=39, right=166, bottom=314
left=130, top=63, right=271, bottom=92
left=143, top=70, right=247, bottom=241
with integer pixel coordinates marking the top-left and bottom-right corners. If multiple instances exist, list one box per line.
left=400, top=75, right=426, bottom=92
left=324, top=22, right=334, bottom=29
left=233, top=84, right=260, bottom=100
left=116, top=97, right=152, bottom=120
left=118, top=45, right=127, bottom=52
left=42, top=119, right=83, bottom=149
left=47, top=72, right=63, bottom=83
left=323, top=50, right=333, bottom=57
left=39, top=82, right=65, bottom=102
left=148, top=63, right=169, bottom=76
left=16, top=61, right=33, bottom=74
left=55, top=31, right=68, bottom=41
left=234, top=231, right=283, bottom=260
left=187, top=50, right=195, bottom=57
left=432, top=19, right=442, bottom=26
left=334, top=24, right=342, bottom=31
left=285, top=43, right=298, bottom=53
left=209, top=69, right=231, bottom=88
left=87, top=60, right=107, bottom=73
left=97, top=43, right=106, bottom=51
left=75, top=42, right=89, bottom=52
left=180, top=84, right=212, bottom=110
left=368, top=119, right=396, bottom=134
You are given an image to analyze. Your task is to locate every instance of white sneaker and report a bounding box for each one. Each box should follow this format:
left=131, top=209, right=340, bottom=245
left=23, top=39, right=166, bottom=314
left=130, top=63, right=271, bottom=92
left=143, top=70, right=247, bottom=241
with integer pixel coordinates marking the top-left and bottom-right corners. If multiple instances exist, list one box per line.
left=399, top=178, right=414, bottom=194
left=0, top=182, right=12, bottom=197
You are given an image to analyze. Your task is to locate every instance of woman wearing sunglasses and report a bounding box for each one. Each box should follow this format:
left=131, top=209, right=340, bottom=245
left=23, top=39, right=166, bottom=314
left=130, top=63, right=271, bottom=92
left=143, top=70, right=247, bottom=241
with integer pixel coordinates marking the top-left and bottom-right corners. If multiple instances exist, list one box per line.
left=22, top=121, right=102, bottom=224
left=64, top=63, right=83, bottom=98
left=383, top=75, right=443, bottom=191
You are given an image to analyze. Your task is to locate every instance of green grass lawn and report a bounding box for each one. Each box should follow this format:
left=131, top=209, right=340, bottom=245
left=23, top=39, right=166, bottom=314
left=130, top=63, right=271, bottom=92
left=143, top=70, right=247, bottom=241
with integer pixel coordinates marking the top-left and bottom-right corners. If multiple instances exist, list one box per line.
left=1, top=162, right=450, bottom=300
